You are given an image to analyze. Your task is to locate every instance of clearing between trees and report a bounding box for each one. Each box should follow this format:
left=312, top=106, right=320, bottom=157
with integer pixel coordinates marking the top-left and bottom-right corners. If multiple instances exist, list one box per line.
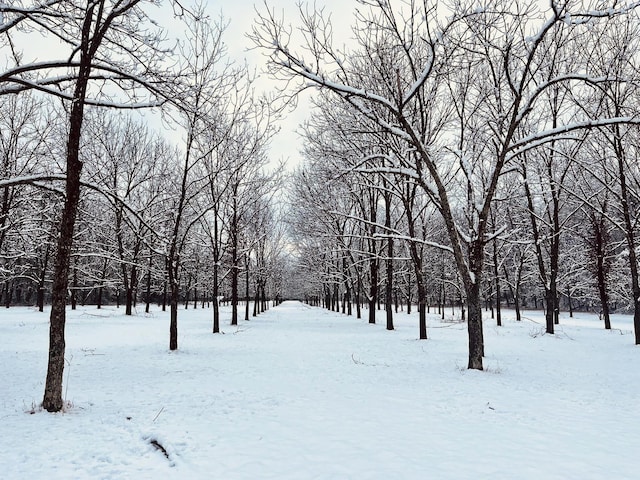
left=1, top=301, right=638, bottom=479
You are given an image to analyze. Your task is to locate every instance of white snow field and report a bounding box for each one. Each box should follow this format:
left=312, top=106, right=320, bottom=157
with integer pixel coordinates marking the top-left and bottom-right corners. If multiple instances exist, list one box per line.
left=1, top=301, right=638, bottom=479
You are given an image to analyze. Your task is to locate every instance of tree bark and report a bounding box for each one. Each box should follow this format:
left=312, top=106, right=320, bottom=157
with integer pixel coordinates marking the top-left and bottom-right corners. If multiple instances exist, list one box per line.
left=614, top=132, right=640, bottom=344
left=145, top=253, right=152, bottom=314
left=493, top=238, right=501, bottom=327
left=43, top=2, right=97, bottom=412
left=465, top=241, right=484, bottom=367
left=230, top=197, right=239, bottom=326
left=384, top=191, right=394, bottom=331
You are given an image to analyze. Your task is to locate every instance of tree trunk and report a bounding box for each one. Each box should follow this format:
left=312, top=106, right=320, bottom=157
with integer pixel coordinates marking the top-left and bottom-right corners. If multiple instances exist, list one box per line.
left=169, top=281, right=179, bottom=350
left=407, top=273, right=412, bottom=315
left=614, top=132, right=640, bottom=344
left=212, top=260, right=220, bottom=332
left=253, top=281, right=260, bottom=317
left=125, top=265, right=137, bottom=315
left=544, top=287, right=555, bottom=335
left=230, top=198, right=239, bottom=325
left=168, top=260, right=179, bottom=350
left=596, top=262, right=611, bottom=330
left=42, top=4, right=98, bottom=410
left=145, top=254, right=152, bottom=314
left=70, top=264, right=78, bottom=310
left=385, top=192, right=394, bottom=331
left=466, top=279, right=484, bottom=370
left=245, top=255, right=250, bottom=321
left=524, top=166, right=556, bottom=334
left=417, top=277, right=427, bottom=340
left=464, top=240, right=485, bottom=369
left=493, top=239, right=501, bottom=327
left=355, top=278, right=361, bottom=319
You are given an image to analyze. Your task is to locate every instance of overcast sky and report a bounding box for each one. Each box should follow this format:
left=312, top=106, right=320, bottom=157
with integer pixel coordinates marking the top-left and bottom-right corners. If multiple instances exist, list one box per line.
left=219, top=1, right=357, bottom=167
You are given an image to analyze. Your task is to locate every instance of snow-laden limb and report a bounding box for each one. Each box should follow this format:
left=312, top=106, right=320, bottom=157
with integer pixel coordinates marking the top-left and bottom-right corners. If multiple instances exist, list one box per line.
left=328, top=207, right=455, bottom=255
left=402, top=55, right=435, bottom=107
left=0, top=173, right=168, bottom=254
left=376, top=232, right=456, bottom=255
left=515, top=73, right=614, bottom=125
left=0, top=174, right=67, bottom=189
left=558, top=1, right=640, bottom=25
left=508, top=116, right=640, bottom=158
left=484, top=224, right=508, bottom=244
left=0, top=60, right=172, bottom=108
left=0, top=0, right=63, bottom=34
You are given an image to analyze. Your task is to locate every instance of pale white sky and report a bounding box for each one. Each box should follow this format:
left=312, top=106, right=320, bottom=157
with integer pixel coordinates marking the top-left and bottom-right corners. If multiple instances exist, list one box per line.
left=8, top=1, right=356, bottom=169
left=219, top=1, right=357, bottom=168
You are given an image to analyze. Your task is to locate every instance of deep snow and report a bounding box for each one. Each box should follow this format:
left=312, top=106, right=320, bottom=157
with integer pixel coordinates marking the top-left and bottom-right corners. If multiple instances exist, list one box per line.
left=1, top=301, right=638, bottom=479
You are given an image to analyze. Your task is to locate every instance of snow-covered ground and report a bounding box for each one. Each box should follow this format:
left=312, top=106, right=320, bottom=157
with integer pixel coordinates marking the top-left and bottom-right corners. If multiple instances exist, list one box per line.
left=1, top=301, right=638, bottom=479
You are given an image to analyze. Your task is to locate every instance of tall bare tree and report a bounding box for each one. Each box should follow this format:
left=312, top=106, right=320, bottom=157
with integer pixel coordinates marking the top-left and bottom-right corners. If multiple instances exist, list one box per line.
left=253, top=0, right=640, bottom=369
left=2, top=0, right=173, bottom=411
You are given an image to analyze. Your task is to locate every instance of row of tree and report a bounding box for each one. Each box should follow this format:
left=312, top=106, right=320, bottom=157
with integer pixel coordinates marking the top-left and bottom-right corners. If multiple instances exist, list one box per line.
left=1, top=1, right=285, bottom=412
left=5, top=0, right=640, bottom=412
left=251, top=0, right=640, bottom=370
left=0, top=101, right=285, bottom=316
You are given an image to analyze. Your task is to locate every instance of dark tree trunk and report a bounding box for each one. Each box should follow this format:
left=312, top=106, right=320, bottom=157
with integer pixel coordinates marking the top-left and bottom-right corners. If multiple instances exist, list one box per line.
left=253, top=281, right=259, bottom=317
left=614, top=131, right=640, bottom=344
left=368, top=255, right=378, bottom=322
left=466, top=279, right=484, bottom=370
left=70, top=263, right=78, bottom=310
left=125, top=265, right=137, bottom=315
left=493, top=239, right=501, bottom=327
left=355, top=278, right=361, bottom=319
left=97, top=280, right=104, bottom=309
left=36, top=240, right=52, bottom=312
left=324, top=284, right=331, bottom=311
left=245, top=255, right=250, bottom=321
left=213, top=261, right=220, bottom=332
left=544, top=288, right=556, bottom=334
left=169, top=277, right=179, bottom=351
left=37, top=282, right=45, bottom=312
left=596, top=262, right=611, bottom=330
left=230, top=202, right=239, bottom=326
left=394, top=288, right=398, bottom=314
left=385, top=192, right=394, bottom=331
left=503, top=263, right=522, bottom=322
left=43, top=4, right=97, bottom=411
left=4, top=281, right=12, bottom=308
left=261, top=283, right=267, bottom=312
left=489, top=282, right=494, bottom=319
left=145, top=254, right=152, bottom=314
left=407, top=273, right=412, bottom=315
left=524, top=162, right=556, bottom=334
left=593, top=220, right=612, bottom=329
left=162, top=279, right=167, bottom=312
left=405, top=214, right=426, bottom=338
left=167, top=253, right=180, bottom=350
left=417, top=278, right=427, bottom=340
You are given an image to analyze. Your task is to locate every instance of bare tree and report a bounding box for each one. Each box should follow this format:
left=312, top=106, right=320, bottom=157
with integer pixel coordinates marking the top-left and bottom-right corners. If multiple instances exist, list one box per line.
left=2, top=0, right=175, bottom=411
left=252, top=0, right=640, bottom=369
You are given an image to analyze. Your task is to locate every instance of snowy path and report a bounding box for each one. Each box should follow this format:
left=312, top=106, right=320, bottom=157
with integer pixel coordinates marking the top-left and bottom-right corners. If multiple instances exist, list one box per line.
left=1, top=301, right=639, bottom=479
